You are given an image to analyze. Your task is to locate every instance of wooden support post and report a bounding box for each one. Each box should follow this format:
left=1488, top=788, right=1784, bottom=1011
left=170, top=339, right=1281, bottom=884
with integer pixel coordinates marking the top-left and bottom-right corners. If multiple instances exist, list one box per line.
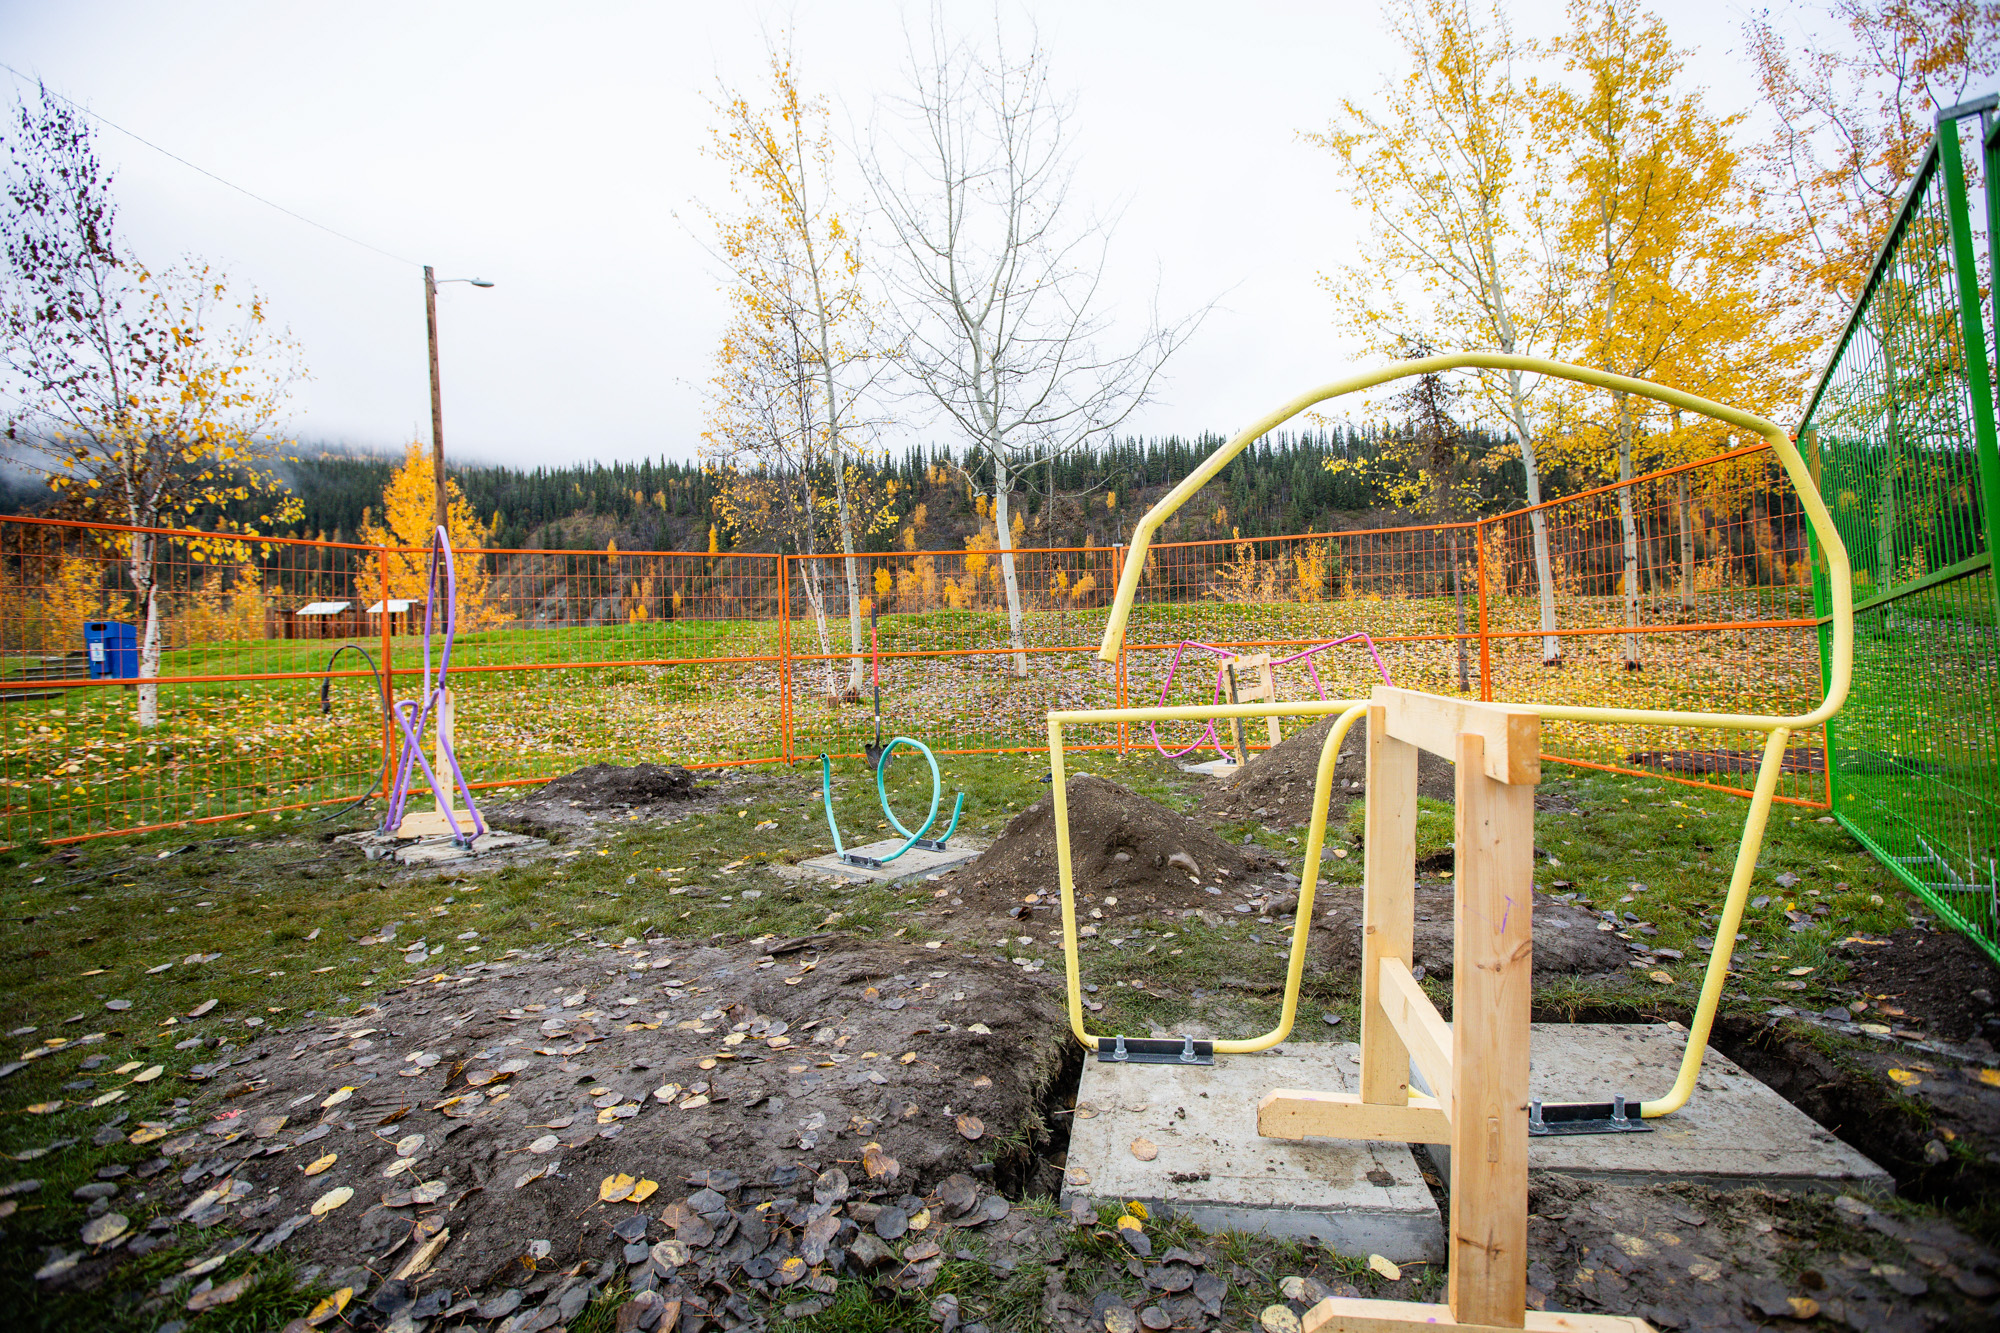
left=1264, top=687, right=1652, bottom=1333
left=1360, top=702, right=1418, bottom=1108
left=1227, top=652, right=1283, bottom=747
left=1447, top=729, right=1534, bottom=1327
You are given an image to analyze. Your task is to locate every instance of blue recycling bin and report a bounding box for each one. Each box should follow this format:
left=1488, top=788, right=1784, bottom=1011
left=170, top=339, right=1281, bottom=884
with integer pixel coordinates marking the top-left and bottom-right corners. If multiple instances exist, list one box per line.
left=83, top=622, right=139, bottom=679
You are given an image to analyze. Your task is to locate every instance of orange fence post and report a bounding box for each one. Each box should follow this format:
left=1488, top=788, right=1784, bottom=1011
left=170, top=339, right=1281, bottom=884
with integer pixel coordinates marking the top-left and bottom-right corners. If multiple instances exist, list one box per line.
left=1475, top=518, right=1492, bottom=702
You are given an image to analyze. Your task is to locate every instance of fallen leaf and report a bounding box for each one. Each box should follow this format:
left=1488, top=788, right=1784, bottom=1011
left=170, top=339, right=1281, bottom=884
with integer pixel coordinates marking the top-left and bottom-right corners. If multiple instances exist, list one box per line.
left=127, top=1126, right=167, bottom=1146
left=900, top=1051, right=918, bottom=1064
left=1789, top=1297, right=1820, bottom=1319
left=1368, top=1254, right=1402, bottom=1281
left=320, top=1087, right=354, bottom=1109
left=304, top=1288, right=352, bottom=1326
left=25, top=1101, right=61, bottom=1115
left=629, top=1178, right=660, bottom=1203
left=862, top=1143, right=901, bottom=1181
left=1117, top=1214, right=1144, bottom=1233
left=1887, top=1069, right=1922, bottom=1088
left=956, top=1113, right=985, bottom=1141
left=1977, top=1068, right=2000, bottom=1088
left=1130, top=1137, right=1158, bottom=1162
left=310, top=1186, right=353, bottom=1216
left=599, top=1173, right=637, bottom=1202
left=104, top=999, right=131, bottom=1012
left=188, top=1000, right=217, bottom=1018
left=410, top=1179, right=447, bottom=1204
left=527, top=1135, right=559, bottom=1154
left=187, top=1273, right=255, bottom=1312
left=1104, top=1306, right=1138, bottom=1333
left=303, top=1153, right=337, bottom=1176
left=1787, top=966, right=1816, bottom=976
left=80, top=1212, right=128, bottom=1245
left=395, top=1133, right=424, bottom=1157
left=1260, top=1306, right=1302, bottom=1333
left=112, top=1061, right=142, bottom=1075
left=1647, top=970, right=1674, bottom=984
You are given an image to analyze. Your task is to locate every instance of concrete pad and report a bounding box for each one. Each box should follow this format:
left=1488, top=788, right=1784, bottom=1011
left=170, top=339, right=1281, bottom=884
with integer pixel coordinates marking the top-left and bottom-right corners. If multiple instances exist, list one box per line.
left=793, top=838, right=983, bottom=885
left=1415, top=1023, right=1892, bottom=1193
left=337, top=829, right=545, bottom=865
left=1062, top=1043, right=1444, bottom=1258
left=1179, top=758, right=1243, bottom=778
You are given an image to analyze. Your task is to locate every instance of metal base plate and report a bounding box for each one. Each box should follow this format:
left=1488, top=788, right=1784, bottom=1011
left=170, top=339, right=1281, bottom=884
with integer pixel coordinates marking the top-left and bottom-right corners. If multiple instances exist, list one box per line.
left=1097, top=1035, right=1215, bottom=1066
left=1529, top=1096, right=1652, bottom=1136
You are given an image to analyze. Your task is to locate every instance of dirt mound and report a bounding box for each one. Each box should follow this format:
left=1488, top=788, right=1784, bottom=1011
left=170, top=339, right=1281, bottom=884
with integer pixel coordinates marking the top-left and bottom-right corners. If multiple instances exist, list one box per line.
left=130, top=937, right=1065, bottom=1311
left=486, top=763, right=706, bottom=836
left=1197, top=713, right=1456, bottom=827
left=952, top=774, right=1286, bottom=922
left=1316, top=883, right=1630, bottom=979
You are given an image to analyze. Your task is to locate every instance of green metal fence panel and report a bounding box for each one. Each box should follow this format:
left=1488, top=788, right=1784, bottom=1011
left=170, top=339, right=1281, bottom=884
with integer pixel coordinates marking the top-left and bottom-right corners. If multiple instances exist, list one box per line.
left=1804, top=103, right=2000, bottom=965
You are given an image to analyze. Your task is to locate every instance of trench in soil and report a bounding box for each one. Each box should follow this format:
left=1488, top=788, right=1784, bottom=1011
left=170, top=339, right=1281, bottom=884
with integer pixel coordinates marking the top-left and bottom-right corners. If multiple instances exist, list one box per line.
left=1009, top=1002, right=1988, bottom=1213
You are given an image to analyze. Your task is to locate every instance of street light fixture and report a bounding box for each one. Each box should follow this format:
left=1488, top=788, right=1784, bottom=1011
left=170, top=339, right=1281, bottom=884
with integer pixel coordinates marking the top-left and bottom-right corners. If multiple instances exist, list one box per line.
left=423, top=266, right=496, bottom=534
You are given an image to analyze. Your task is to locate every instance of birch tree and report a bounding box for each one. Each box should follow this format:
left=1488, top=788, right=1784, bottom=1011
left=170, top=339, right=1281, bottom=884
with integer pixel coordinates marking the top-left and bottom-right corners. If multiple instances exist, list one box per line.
left=703, top=46, right=879, bottom=688
left=866, top=21, right=1200, bottom=677
left=1306, top=0, right=1568, bottom=664
left=1543, top=0, right=1780, bottom=668
left=1747, top=0, right=2000, bottom=308
left=0, top=86, right=299, bottom=726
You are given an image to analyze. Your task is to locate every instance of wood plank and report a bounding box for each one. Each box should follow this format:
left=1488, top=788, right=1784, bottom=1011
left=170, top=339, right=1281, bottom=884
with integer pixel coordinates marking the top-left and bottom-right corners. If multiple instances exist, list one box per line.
left=1229, top=653, right=1282, bottom=747
left=1360, top=703, right=1418, bottom=1106
left=1448, top=730, right=1537, bottom=1327
left=434, top=688, right=458, bottom=818
left=1257, top=1089, right=1451, bottom=1145
left=1372, top=686, right=1540, bottom=785
left=1378, top=958, right=1453, bottom=1112
left=1301, top=1295, right=1653, bottom=1333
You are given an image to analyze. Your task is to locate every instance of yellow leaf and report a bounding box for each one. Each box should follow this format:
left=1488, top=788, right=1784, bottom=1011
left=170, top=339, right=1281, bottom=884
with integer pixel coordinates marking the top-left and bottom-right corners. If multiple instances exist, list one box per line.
left=1116, top=1214, right=1143, bottom=1233
left=1886, top=1069, right=1921, bottom=1088
left=599, top=1173, right=636, bottom=1202
left=1976, top=1068, right=2000, bottom=1088
left=303, top=1153, right=337, bottom=1176
left=1368, top=1254, right=1402, bottom=1281
left=629, top=1178, right=660, bottom=1203
left=305, top=1287, right=353, bottom=1326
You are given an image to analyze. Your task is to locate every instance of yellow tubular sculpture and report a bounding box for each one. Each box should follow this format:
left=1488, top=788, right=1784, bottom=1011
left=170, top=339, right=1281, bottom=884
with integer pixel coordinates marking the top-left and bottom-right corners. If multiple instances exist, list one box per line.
left=1048, top=353, right=1853, bottom=1119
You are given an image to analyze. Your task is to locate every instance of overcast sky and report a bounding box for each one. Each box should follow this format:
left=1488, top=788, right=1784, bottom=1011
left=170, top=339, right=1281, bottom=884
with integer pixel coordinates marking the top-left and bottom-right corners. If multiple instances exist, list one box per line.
left=2, top=0, right=1816, bottom=469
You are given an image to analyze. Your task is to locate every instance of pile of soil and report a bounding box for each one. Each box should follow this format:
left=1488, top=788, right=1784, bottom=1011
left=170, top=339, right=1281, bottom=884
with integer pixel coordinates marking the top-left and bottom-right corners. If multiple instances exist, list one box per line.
left=1839, top=923, right=2000, bottom=1042
left=1316, top=884, right=1630, bottom=980
left=486, top=763, right=707, bottom=837
left=97, top=937, right=1066, bottom=1312
left=1196, top=714, right=1455, bottom=828
left=952, top=775, right=1286, bottom=921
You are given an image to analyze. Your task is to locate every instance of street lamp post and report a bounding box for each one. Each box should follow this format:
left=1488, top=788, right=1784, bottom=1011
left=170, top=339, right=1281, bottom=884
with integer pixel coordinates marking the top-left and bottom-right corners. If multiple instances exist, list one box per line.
left=423, top=266, right=496, bottom=536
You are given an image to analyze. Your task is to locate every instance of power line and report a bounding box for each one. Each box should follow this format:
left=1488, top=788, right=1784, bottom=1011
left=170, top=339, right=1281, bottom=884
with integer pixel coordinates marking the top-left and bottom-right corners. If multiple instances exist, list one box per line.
left=0, top=59, right=420, bottom=269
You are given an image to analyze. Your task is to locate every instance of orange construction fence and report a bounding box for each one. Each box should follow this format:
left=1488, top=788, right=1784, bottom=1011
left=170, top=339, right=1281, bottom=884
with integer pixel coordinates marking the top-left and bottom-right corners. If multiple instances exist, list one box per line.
left=0, top=443, right=1826, bottom=847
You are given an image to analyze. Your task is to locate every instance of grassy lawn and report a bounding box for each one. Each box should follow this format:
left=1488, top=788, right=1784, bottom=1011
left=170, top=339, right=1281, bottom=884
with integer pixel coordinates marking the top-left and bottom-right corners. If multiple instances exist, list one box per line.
left=0, top=734, right=1953, bottom=1329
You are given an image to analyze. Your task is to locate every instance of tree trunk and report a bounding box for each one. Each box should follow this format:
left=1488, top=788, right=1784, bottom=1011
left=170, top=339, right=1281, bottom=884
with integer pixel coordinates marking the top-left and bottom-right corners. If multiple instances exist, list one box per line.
left=131, top=532, right=162, bottom=727
left=1448, top=527, right=1471, bottom=693
left=1504, top=372, right=1560, bottom=666
left=990, top=470, right=1029, bottom=678
left=1613, top=393, right=1642, bottom=670
left=829, top=458, right=866, bottom=690
left=1677, top=471, right=1696, bottom=613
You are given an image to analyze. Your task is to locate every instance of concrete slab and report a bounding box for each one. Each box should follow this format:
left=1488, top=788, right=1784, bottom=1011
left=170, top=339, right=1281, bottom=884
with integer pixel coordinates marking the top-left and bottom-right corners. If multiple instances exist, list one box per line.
left=1062, top=1043, right=1444, bottom=1258
left=1414, top=1024, right=1892, bottom=1193
left=336, top=829, right=545, bottom=865
left=792, top=838, right=984, bottom=885
left=1179, top=758, right=1243, bottom=778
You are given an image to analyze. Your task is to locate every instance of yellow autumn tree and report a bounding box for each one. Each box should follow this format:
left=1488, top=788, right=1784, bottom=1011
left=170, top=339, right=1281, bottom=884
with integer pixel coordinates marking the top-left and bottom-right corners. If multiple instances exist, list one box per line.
left=1746, top=0, right=2000, bottom=311
left=357, top=441, right=500, bottom=622
left=1306, top=0, right=1569, bottom=663
left=1540, top=0, right=1805, bottom=666
left=701, top=38, right=882, bottom=690
left=1, top=90, right=303, bottom=724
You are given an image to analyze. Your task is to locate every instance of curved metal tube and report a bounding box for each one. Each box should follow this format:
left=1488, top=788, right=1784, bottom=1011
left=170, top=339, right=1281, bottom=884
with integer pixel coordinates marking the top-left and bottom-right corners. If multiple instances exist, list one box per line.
left=818, top=737, right=962, bottom=866
left=1051, top=353, right=1854, bottom=1116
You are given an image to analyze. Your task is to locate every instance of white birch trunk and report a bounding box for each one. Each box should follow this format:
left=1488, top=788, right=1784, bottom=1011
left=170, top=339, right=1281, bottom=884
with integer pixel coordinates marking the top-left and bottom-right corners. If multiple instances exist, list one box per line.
left=990, top=473, right=1029, bottom=678
left=131, top=531, right=162, bottom=727
left=1614, top=394, right=1641, bottom=669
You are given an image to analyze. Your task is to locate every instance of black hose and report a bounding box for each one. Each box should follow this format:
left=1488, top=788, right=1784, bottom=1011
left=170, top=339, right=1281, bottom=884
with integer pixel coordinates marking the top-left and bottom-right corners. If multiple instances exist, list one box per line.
left=312, top=643, right=390, bottom=823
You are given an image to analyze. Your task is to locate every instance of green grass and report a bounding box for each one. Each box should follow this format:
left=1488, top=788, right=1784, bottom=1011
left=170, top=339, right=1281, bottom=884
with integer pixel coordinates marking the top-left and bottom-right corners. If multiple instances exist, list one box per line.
left=0, top=737, right=1969, bottom=1331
